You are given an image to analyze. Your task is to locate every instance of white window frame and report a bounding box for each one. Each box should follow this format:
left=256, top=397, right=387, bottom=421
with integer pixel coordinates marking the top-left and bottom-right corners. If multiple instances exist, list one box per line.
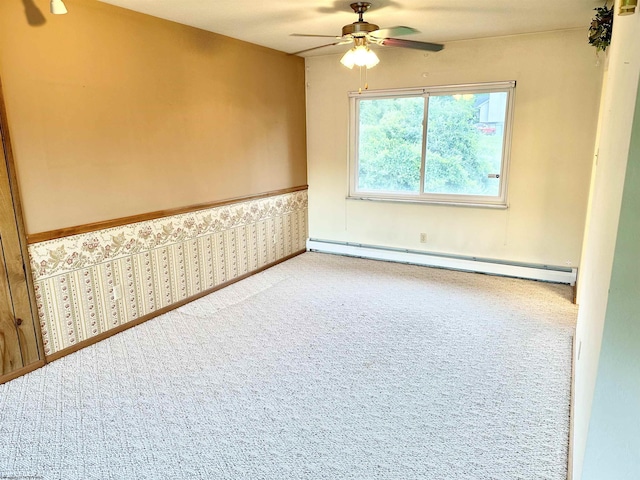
left=348, top=81, right=516, bottom=208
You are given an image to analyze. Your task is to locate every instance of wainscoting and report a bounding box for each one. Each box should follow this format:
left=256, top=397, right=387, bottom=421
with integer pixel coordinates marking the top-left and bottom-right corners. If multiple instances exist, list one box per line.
left=28, top=189, right=308, bottom=357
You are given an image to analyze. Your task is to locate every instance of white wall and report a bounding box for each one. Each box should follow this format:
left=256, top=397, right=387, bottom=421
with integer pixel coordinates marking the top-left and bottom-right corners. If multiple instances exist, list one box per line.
left=306, top=29, right=602, bottom=267
left=572, top=5, right=640, bottom=479
left=581, top=79, right=640, bottom=480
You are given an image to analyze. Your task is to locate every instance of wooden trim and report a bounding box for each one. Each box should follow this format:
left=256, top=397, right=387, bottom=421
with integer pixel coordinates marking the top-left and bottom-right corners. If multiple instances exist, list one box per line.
left=27, top=185, right=309, bottom=244
left=0, top=359, right=46, bottom=385
left=45, top=248, right=306, bottom=363
left=0, top=75, right=46, bottom=365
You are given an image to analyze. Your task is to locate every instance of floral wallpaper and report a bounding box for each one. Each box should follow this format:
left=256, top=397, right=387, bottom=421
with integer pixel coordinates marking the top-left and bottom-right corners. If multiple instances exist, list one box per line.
left=31, top=191, right=307, bottom=281
left=29, top=190, right=308, bottom=356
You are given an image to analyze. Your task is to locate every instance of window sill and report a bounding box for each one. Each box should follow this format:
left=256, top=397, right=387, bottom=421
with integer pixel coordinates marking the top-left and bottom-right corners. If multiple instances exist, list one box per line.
left=346, top=196, right=509, bottom=209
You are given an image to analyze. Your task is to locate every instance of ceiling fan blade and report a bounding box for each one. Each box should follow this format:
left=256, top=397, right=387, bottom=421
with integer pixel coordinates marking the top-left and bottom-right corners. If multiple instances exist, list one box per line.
left=381, top=38, right=444, bottom=52
left=291, top=34, right=342, bottom=39
left=369, top=26, right=418, bottom=39
left=290, top=42, right=344, bottom=56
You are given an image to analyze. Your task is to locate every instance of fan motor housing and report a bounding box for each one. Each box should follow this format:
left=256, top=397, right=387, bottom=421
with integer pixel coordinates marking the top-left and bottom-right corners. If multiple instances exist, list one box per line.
left=343, top=21, right=380, bottom=37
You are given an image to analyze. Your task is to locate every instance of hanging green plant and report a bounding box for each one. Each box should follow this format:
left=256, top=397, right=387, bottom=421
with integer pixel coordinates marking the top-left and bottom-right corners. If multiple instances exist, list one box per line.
left=588, top=3, right=614, bottom=52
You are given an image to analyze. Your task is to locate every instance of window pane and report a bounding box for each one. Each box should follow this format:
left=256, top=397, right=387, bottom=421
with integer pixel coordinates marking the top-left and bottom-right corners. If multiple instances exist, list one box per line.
left=358, top=97, right=424, bottom=193
left=424, top=92, right=507, bottom=196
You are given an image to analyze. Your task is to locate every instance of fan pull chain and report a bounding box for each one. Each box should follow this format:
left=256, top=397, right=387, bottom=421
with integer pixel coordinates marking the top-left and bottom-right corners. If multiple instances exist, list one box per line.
left=357, top=66, right=370, bottom=94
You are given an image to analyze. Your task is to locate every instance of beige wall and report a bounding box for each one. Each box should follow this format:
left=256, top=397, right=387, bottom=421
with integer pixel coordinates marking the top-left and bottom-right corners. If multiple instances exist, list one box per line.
left=0, top=0, right=307, bottom=234
left=572, top=5, right=640, bottom=479
left=306, top=29, right=602, bottom=267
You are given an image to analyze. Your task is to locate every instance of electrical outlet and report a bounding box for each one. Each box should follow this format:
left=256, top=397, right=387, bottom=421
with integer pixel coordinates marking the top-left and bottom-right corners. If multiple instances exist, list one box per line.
left=272, top=234, right=277, bottom=244
left=420, top=233, right=428, bottom=243
left=113, top=285, right=122, bottom=301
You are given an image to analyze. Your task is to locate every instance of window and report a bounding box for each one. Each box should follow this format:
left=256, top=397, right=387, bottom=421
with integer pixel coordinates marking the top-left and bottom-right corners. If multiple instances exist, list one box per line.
left=348, top=82, right=515, bottom=207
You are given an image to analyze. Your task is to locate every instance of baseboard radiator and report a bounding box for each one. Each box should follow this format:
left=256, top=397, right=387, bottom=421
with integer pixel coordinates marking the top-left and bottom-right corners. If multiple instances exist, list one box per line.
left=307, top=239, right=577, bottom=285
left=29, top=190, right=308, bottom=357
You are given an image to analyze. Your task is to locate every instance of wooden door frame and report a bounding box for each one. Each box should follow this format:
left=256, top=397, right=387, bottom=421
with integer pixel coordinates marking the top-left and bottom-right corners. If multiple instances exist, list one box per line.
left=0, top=75, right=45, bottom=382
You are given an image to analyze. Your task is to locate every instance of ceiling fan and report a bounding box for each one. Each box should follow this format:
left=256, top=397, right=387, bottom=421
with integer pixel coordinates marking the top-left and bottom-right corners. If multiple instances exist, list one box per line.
left=290, top=2, right=444, bottom=68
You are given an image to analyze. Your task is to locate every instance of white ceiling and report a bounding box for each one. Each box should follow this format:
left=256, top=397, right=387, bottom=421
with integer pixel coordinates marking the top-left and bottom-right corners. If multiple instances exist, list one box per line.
left=98, top=0, right=601, bottom=56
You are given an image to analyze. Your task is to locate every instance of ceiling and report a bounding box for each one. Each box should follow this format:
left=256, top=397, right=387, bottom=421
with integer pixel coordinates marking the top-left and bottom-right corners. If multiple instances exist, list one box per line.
left=97, top=0, right=601, bottom=56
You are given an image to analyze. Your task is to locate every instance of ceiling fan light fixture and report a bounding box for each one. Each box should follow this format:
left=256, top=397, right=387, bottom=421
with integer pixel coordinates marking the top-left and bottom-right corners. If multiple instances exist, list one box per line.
left=340, top=44, right=379, bottom=69
left=50, top=0, right=68, bottom=14
left=340, top=48, right=357, bottom=69
left=291, top=2, right=442, bottom=71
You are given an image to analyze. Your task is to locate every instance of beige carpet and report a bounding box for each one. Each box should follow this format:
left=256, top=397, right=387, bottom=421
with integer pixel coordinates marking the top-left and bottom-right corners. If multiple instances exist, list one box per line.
left=0, top=252, right=577, bottom=479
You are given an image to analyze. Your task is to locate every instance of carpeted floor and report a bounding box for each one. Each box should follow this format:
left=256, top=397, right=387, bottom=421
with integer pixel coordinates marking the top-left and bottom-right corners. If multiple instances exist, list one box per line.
left=0, top=252, right=577, bottom=479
